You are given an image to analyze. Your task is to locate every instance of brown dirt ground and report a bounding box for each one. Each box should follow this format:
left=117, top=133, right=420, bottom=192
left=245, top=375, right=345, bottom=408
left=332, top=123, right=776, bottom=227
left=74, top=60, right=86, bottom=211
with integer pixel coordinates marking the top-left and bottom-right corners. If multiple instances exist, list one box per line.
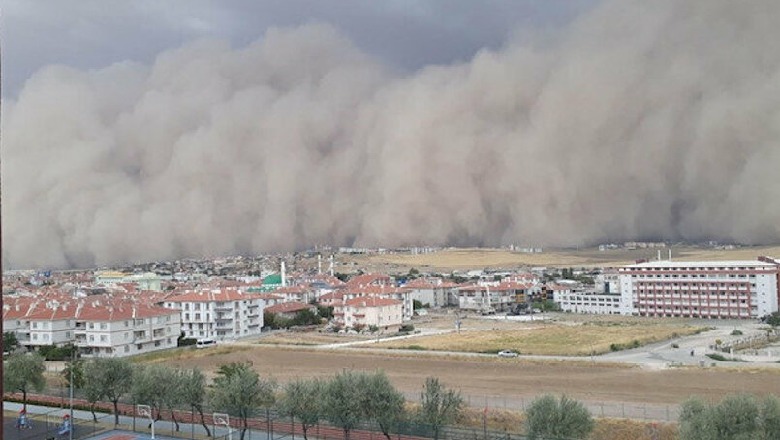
left=163, top=345, right=780, bottom=406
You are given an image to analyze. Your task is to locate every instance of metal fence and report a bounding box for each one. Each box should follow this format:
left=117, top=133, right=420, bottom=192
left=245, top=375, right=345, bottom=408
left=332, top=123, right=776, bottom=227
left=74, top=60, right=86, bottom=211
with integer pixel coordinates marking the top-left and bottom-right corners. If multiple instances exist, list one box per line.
left=403, top=391, right=679, bottom=422
left=7, top=387, right=675, bottom=440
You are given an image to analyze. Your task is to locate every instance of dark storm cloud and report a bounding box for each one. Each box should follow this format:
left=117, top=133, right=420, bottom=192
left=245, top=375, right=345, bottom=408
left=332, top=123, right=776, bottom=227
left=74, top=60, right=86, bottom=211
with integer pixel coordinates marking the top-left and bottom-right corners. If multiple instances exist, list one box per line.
left=1, top=0, right=594, bottom=95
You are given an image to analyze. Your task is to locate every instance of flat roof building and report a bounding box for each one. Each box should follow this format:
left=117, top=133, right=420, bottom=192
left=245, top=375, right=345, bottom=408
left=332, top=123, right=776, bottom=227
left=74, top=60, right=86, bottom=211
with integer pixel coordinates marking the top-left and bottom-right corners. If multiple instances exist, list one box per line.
left=618, top=257, right=780, bottom=319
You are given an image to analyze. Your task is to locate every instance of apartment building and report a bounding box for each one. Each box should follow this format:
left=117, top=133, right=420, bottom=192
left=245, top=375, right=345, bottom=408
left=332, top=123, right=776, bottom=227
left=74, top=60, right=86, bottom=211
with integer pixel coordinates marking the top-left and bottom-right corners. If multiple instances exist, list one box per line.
left=26, top=305, right=78, bottom=348
left=163, top=288, right=265, bottom=340
left=343, top=296, right=403, bottom=330
left=618, top=258, right=780, bottom=319
left=74, top=304, right=181, bottom=357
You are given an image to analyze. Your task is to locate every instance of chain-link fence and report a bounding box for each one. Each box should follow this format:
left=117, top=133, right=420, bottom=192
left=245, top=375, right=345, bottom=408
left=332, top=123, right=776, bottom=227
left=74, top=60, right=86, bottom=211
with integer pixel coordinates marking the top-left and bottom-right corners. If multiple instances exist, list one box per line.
left=6, top=387, right=674, bottom=440
left=403, top=391, right=679, bottom=422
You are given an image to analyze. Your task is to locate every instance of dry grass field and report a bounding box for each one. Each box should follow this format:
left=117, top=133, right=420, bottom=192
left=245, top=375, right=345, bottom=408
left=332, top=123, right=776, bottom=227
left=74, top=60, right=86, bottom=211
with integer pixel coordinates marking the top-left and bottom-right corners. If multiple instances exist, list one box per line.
left=372, top=322, right=705, bottom=356
left=159, top=344, right=780, bottom=407
left=342, top=245, right=780, bottom=272
left=254, top=331, right=373, bottom=345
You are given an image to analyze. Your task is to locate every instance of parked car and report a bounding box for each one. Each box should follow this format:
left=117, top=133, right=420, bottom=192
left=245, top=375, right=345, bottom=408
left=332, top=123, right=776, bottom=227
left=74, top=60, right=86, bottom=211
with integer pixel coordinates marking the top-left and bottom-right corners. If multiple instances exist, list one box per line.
left=497, top=349, right=518, bottom=358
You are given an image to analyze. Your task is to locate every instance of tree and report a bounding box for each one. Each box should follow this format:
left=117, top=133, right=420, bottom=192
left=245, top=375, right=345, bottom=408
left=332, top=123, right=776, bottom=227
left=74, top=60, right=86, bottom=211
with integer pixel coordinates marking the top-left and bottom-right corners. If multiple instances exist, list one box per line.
left=322, top=370, right=366, bottom=440
left=180, top=368, right=211, bottom=437
left=764, top=312, right=780, bottom=327
left=761, top=395, right=780, bottom=440
left=85, top=357, right=134, bottom=425
left=711, top=394, right=759, bottom=440
left=679, top=394, right=762, bottom=440
left=418, top=377, right=463, bottom=440
left=3, top=331, right=19, bottom=352
left=3, top=352, right=46, bottom=410
left=278, top=378, right=324, bottom=440
left=678, top=397, right=713, bottom=440
left=524, top=394, right=594, bottom=440
left=316, top=305, right=334, bottom=320
left=291, top=309, right=319, bottom=327
left=61, top=357, right=86, bottom=390
left=362, top=371, right=406, bottom=440
left=210, top=362, right=276, bottom=440
left=132, top=364, right=185, bottom=431
left=83, top=372, right=104, bottom=422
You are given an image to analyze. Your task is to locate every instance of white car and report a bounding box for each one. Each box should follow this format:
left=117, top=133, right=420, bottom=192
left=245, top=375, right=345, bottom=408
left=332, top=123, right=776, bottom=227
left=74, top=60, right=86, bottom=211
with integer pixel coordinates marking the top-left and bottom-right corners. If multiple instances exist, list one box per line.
left=497, top=350, right=518, bottom=358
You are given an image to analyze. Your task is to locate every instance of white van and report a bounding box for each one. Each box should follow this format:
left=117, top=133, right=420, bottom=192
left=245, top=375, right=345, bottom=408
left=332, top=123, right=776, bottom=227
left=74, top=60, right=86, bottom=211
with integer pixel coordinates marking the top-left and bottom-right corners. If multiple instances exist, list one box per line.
left=195, top=338, right=217, bottom=349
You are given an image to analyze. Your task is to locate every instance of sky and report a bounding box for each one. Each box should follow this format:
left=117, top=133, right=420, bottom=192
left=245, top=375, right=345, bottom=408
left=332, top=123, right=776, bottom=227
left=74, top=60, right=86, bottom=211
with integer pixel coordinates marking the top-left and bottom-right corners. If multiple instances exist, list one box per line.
left=1, top=1, right=595, bottom=96
left=2, top=0, right=779, bottom=270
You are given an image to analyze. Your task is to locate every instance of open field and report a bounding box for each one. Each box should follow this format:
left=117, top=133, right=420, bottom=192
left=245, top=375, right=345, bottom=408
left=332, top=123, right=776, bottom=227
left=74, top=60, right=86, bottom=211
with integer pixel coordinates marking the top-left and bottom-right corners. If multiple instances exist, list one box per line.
left=159, top=344, right=780, bottom=407
left=371, top=322, right=706, bottom=356
left=342, top=245, right=780, bottom=272
left=254, top=331, right=374, bottom=345
left=131, top=313, right=779, bottom=415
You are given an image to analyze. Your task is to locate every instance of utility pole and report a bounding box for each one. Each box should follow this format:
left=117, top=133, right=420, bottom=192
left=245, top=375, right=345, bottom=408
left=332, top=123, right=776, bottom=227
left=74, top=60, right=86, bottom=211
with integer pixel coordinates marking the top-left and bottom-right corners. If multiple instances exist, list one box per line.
left=70, top=350, right=74, bottom=440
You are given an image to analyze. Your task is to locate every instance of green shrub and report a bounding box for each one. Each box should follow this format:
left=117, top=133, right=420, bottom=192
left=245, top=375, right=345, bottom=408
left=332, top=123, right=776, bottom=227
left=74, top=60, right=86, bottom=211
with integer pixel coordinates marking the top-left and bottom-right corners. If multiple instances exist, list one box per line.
left=525, top=395, right=594, bottom=440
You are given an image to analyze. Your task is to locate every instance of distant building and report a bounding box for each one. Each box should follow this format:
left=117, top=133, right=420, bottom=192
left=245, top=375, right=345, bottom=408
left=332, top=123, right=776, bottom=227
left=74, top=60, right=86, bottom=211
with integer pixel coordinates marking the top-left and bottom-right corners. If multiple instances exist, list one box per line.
left=618, top=258, right=780, bottom=319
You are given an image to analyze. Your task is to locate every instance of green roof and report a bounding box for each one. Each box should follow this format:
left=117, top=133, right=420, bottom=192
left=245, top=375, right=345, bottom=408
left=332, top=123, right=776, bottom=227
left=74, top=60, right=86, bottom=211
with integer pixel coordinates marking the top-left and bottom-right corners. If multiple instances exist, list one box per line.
left=263, top=274, right=282, bottom=285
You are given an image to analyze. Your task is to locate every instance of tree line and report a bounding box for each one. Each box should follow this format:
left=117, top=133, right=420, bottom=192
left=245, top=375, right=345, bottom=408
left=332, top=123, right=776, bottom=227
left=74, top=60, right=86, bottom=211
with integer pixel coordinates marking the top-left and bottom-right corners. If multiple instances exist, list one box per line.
left=15, top=349, right=780, bottom=440
left=3, top=353, right=466, bottom=440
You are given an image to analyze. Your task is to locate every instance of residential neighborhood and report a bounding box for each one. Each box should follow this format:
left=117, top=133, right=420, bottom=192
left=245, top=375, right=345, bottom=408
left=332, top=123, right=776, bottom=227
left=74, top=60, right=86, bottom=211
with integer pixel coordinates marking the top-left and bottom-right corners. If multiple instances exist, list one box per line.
left=3, top=250, right=780, bottom=358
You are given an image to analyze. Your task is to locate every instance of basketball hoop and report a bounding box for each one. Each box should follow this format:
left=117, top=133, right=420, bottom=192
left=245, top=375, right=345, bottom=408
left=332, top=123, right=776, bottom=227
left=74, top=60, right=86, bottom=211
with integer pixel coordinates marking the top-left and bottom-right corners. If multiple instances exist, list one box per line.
left=137, top=405, right=154, bottom=440
left=213, top=413, right=232, bottom=440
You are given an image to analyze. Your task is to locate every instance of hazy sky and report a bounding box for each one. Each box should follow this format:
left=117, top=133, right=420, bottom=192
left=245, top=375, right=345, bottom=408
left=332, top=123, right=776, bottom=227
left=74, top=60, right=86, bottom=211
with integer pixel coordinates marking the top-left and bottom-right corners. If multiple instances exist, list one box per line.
left=3, top=0, right=779, bottom=269
left=1, top=1, right=595, bottom=95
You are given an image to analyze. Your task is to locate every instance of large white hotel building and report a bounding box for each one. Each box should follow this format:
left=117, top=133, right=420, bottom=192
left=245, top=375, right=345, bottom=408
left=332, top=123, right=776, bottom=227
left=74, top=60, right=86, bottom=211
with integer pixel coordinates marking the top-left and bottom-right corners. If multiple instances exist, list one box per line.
left=618, top=257, right=780, bottom=319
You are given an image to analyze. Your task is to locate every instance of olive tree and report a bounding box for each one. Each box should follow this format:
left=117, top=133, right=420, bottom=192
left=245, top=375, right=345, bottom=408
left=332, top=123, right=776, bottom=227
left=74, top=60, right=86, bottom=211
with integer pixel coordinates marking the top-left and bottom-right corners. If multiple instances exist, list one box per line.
left=322, top=370, right=366, bottom=440
left=85, top=357, right=134, bottom=425
left=132, top=364, right=186, bottom=431
left=762, top=395, right=780, bottom=440
left=209, top=362, right=276, bottom=440
left=418, top=377, right=463, bottom=440
left=180, top=368, right=211, bottom=437
left=679, top=394, right=764, bottom=440
left=3, top=352, right=46, bottom=410
left=362, top=371, right=406, bottom=440
left=278, top=378, right=324, bottom=440
left=524, top=394, right=594, bottom=440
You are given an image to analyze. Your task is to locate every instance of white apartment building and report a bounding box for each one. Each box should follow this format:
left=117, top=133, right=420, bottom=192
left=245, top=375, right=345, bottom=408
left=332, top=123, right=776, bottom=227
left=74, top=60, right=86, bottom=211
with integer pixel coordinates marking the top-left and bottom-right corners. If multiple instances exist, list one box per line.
left=74, top=304, right=180, bottom=357
left=9, top=296, right=181, bottom=358
left=164, top=288, right=265, bottom=340
left=339, top=286, right=414, bottom=321
left=343, top=296, right=403, bottom=330
left=25, top=305, right=78, bottom=347
left=618, top=258, right=780, bottom=319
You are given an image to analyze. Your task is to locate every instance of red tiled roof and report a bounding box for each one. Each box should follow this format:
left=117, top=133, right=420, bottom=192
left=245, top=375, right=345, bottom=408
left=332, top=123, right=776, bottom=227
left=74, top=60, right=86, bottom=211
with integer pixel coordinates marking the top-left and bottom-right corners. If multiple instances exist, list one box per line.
left=165, top=288, right=263, bottom=303
left=345, top=274, right=392, bottom=288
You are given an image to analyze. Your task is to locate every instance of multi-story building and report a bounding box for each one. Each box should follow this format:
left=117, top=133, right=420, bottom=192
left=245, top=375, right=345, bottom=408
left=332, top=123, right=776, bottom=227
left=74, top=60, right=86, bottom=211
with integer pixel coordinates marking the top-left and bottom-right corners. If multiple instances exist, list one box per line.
left=163, top=288, right=265, bottom=340
left=343, top=296, right=403, bottom=330
left=25, top=304, right=78, bottom=348
left=75, top=304, right=181, bottom=357
left=552, top=289, right=629, bottom=315
left=618, top=258, right=780, bottom=319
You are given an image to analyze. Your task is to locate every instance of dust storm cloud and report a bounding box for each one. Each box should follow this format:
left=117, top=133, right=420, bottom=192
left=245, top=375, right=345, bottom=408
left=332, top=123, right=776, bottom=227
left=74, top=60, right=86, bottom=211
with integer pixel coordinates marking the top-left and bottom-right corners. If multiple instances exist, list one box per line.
left=4, top=0, right=780, bottom=269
